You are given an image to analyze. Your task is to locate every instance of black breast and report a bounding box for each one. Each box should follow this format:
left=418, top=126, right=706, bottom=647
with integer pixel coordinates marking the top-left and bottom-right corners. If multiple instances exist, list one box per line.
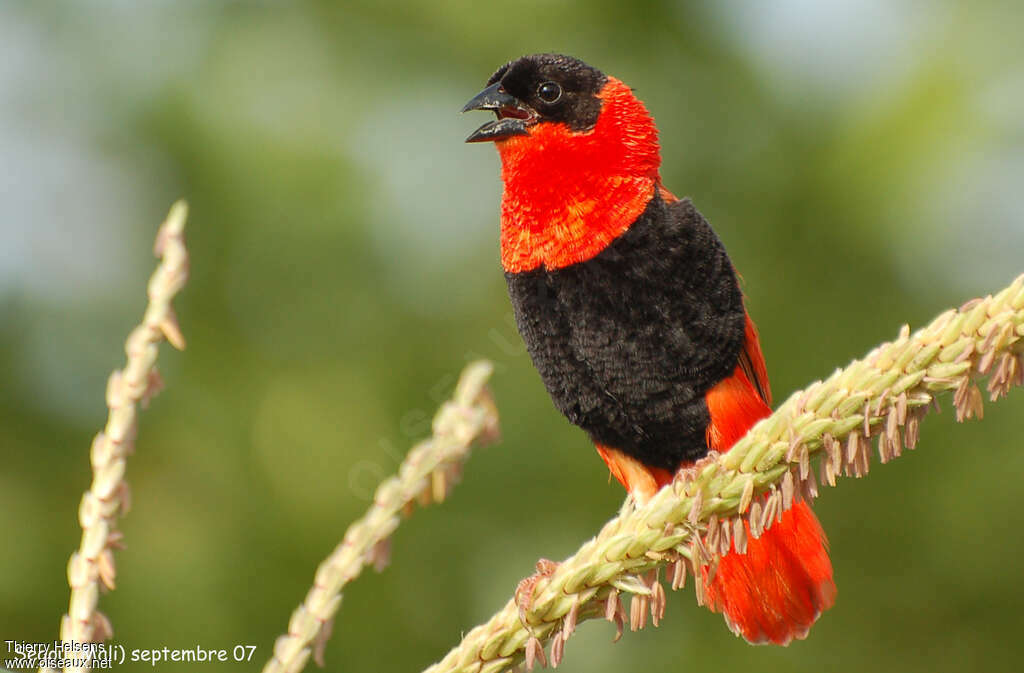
left=505, top=194, right=746, bottom=471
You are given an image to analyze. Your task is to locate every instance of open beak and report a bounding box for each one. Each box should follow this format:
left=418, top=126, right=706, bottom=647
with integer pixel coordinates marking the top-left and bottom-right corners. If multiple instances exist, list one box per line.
left=461, top=82, right=534, bottom=143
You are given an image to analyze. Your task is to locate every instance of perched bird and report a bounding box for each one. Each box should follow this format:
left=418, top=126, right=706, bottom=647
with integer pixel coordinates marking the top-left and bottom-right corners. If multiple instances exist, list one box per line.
left=463, top=53, right=835, bottom=645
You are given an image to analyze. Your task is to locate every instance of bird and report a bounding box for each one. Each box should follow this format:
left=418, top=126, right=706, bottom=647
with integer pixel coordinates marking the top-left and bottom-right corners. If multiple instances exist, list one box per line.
left=462, top=53, right=836, bottom=646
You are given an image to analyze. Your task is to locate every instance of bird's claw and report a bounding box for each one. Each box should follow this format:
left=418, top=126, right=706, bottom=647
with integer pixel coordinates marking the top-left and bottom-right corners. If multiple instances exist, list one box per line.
left=515, top=558, right=560, bottom=626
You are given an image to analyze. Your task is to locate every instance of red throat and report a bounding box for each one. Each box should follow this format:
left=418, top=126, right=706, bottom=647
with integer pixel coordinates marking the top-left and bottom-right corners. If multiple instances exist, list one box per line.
left=496, top=77, right=663, bottom=273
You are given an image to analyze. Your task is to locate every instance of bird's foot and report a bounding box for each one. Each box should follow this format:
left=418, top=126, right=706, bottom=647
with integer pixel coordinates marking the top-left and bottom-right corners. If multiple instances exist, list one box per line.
left=515, top=558, right=560, bottom=626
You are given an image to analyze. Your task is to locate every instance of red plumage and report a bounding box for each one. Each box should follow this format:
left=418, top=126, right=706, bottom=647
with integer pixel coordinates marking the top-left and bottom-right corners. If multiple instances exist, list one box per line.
left=497, top=78, right=660, bottom=273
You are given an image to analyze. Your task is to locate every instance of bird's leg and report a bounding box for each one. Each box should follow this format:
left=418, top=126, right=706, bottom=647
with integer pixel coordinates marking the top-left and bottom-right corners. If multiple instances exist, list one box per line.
left=515, top=558, right=560, bottom=626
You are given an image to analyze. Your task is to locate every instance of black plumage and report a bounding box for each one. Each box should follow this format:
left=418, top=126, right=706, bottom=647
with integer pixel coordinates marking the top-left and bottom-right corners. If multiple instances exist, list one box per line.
left=505, top=194, right=746, bottom=471
left=487, top=54, right=607, bottom=132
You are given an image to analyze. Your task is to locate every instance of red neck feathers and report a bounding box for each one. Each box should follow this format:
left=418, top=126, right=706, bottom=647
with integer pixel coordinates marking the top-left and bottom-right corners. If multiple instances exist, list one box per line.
left=496, top=77, right=664, bottom=273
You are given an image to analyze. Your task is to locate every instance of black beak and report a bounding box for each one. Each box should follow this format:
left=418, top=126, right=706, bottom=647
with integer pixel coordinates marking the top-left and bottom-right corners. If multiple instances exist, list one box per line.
left=461, top=82, right=533, bottom=143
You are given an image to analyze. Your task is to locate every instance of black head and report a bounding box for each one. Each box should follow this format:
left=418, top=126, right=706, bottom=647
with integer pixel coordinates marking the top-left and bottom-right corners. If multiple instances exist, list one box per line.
left=462, top=54, right=608, bottom=142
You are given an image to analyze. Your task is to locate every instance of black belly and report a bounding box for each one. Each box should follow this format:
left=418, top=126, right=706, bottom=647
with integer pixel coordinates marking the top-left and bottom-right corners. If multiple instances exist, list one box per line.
left=504, top=194, right=746, bottom=471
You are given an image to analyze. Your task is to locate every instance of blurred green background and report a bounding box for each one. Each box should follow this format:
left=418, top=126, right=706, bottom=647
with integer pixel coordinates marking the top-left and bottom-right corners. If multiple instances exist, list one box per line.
left=3, top=1, right=1023, bottom=671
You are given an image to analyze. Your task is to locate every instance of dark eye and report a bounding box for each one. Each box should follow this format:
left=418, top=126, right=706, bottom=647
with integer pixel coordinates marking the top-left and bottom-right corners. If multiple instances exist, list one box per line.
left=537, top=81, right=562, bottom=103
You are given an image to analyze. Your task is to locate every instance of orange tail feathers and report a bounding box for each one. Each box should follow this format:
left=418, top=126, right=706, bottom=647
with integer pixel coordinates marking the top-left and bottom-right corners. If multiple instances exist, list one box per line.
left=703, top=501, right=835, bottom=645
left=596, top=442, right=836, bottom=645
left=702, top=341, right=835, bottom=645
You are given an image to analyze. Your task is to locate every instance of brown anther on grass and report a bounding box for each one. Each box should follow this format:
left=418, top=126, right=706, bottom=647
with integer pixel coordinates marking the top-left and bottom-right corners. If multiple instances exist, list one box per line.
left=987, top=353, right=1015, bottom=400
left=431, top=469, right=448, bottom=503
left=955, top=340, right=975, bottom=363
left=706, top=514, right=720, bottom=552
left=889, top=411, right=903, bottom=459
left=845, top=430, right=859, bottom=468
left=670, top=558, right=688, bottom=590
left=955, top=381, right=985, bottom=421
left=954, top=378, right=970, bottom=419
left=91, top=610, right=114, bottom=641
left=739, top=476, right=754, bottom=514
left=959, top=297, right=982, bottom=312
left=312, top=617, right=334, bottom=668
left=367, top=537, right=392, bottom=572
left=688, top=488, right=703, bottom=524
left=689, top=533, right=709, bottom=567
left=774, top=489, right=786, bottom=524
left=819, top=452, right=833, bottom=487
left=140, top=369, right=165, bottom=408
left=733, top=518, right=748, bottom=554
left=846, top=431, right=869, bottom=478
left=629, top=594, right=648, bottom=631
left=525, top=635, right=547, bottom=670
left=878, top=415, right=893, bottom=463
left=798, top=444, right=810, bottom=479
left=159, top=309, right=186, bottom=350
left=896, top=392, right=909, bottom=424
left=719, top=516, right=732, bottom=555
left=550, top=631, right=565, bottom=668
left=782, top=468, right=795, bottom=511
left=827, top=433, right=842, bottom=474
left=760, top=493, right=776, bottom=534
left=873, top=389, right=891, bottom=417
left=97, top=549, right=117, bottom=591
left=748, top=501, right=764, bottom=539
left=795, top=388, right=811, bottom=415
left=786, top=433, right=801, bottom=462
left=604, top=589, right=626, bottom=641
left=651, top=578, right=667, bottom=626
left=969, top=383, right=985, bottom=419
left=563, top=600, right=579, bottom=640
left=106, top=529, right=126, bottom=551
left=858, top=436, right=872, bottom=476
left=693, top=567, right=707, bottom=606
left=704, top=556, right=720, bottom=585
left=801, top=465, right=820, bottom=502
left=605, top=588, right=620, bottom=621
left=905, top=411, right=921, bottom=449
